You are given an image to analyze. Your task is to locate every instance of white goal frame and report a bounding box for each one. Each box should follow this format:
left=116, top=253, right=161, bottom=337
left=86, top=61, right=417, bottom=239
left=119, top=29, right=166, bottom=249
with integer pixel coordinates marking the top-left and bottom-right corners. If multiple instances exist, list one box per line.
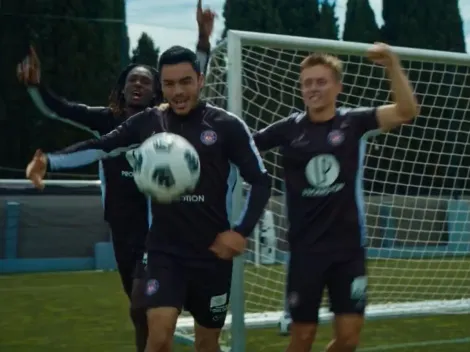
left=218, top=30, right=470, bottom=351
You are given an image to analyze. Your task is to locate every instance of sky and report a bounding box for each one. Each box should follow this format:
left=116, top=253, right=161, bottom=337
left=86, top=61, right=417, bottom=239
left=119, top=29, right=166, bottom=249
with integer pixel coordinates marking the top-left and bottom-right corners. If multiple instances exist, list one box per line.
left=126, top=0, right=470, bottom=54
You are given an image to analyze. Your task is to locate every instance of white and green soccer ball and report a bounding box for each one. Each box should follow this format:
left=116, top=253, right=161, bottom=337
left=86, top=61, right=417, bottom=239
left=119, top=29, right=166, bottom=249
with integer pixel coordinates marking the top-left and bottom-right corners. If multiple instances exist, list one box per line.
left=126, top=132, right=200, bottom=203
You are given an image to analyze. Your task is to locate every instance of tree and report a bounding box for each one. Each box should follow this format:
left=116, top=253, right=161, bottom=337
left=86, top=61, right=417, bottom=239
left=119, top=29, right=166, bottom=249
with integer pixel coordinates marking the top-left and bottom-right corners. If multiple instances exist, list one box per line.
left=343, top=0, right=380, bottom=43
left=275, top=0, right=320, bottom=37
left=0, top=0, right=125, bottom=177
left=376, top=0, right=469, bottom=196
left=131, top=32, right=160, bottom=67
left=315, top=1, right=339, bottom=40
left=221, top=0, right=283, bottom=39
left=381, top=0, right=465, bottom=52
left=340, top=0, right=382, bottom=109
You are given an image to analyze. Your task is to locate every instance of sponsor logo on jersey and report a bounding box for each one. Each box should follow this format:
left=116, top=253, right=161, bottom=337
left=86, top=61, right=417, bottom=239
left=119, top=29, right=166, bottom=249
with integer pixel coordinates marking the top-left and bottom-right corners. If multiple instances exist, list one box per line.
left=200, top=130, right=217, bottom=145
left=290, top=132, right=309, bottom=147
left=302, top=154, right=345, bottom=197
left=180, top=194, right=205, bottom=202
left=121, top=170, right=134, bottom=178
left=327, top=129, right=344, bottom=146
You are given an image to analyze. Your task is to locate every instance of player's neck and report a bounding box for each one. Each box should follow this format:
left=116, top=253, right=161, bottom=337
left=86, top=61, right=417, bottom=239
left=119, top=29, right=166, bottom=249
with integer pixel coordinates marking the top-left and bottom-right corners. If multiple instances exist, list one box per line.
left=124, top=106, right=143, bottom=118
left=307, top=105, right=336, bottom=123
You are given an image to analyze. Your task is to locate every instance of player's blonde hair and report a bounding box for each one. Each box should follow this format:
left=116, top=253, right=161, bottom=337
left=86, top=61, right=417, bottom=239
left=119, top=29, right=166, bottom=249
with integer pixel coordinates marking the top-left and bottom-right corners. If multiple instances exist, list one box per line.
left=300, top=53, right=343, bottom=81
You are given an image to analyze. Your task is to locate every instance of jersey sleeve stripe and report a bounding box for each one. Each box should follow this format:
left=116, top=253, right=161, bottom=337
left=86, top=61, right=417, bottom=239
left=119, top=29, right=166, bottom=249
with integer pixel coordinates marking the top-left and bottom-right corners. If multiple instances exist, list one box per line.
left=196, top=50, right=209, bottom=75
left=236, top=116, right=267, bottom=173
left=27, top=87, right=100, bottom=137
left=48, top=145, right=139, bottom=171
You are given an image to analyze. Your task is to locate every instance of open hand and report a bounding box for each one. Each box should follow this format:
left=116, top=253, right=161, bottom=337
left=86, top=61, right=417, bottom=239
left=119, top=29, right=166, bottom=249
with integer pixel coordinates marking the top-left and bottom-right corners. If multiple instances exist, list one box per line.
left=26, top=149, right=48, bottom=190
left=197, top=0, right=216, bottom=39
left=367, top=42, right=399, bottom=68
left=17, top=46, right=41, bottom=85
left=210, top=230, right=246, bottom=260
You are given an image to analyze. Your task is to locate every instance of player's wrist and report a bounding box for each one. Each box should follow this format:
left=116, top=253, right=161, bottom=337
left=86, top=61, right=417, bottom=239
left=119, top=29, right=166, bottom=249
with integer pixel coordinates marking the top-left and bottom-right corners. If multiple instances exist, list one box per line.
left=232, top=226, right=249, bottom=238
left=197, top=33, right=211, bottom=51
left=385, top=56, right=401, bottom=71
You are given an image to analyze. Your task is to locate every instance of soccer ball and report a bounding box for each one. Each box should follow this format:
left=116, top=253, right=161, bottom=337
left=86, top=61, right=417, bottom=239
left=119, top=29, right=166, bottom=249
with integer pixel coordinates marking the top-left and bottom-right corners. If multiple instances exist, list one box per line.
left=126, top=132, right=200, bottom=203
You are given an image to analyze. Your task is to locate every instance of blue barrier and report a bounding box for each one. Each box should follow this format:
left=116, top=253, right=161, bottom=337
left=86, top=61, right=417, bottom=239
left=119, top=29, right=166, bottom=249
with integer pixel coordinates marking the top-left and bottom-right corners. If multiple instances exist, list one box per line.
left=1, top=199, right=470, bottom=274
left=4, top=201, right=20, bottom=259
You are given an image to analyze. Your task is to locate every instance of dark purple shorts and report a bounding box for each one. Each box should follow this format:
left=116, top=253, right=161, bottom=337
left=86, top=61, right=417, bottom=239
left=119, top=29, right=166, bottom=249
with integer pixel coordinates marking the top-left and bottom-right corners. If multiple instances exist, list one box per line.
left=286, top=247, right=367, bottom=323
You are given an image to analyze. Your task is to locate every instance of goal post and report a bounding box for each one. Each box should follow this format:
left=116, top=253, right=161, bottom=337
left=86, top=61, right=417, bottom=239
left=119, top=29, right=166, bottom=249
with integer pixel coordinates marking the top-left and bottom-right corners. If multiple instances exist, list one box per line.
left=201, top=30, right=470, bottom=350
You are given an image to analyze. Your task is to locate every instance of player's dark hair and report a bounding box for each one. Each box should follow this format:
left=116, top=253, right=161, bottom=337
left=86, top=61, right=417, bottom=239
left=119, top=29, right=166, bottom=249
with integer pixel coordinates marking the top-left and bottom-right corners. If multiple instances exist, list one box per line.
left=108, top=64, right=162, bottom=117
left=158, top=46, right=201, bottom=75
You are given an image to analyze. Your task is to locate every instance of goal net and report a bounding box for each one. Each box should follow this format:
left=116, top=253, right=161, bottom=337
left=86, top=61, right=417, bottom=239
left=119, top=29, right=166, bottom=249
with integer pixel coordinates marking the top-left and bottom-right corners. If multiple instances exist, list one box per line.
left=200, top=30, right=470, bottom=348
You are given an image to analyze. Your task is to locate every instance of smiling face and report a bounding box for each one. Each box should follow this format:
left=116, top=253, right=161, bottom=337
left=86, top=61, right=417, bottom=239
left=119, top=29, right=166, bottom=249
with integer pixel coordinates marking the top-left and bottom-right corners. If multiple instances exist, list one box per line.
left=123, top=66, right=155, bottom=108
left=160, top=62, right=204, bottom=115
left=299, top=54, right=343, bottom=115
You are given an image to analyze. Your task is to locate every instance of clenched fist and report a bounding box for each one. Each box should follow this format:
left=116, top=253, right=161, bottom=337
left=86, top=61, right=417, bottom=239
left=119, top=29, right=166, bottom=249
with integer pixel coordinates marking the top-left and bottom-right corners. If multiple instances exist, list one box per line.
left=367, top=42, right=399, bottom=68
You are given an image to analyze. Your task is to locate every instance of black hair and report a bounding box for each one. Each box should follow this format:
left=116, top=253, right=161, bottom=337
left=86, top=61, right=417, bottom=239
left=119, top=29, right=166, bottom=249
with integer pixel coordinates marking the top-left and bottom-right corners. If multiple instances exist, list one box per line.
left=108, top=64, right=162, bottom=117
left=157, top=46, right=201, bottom=75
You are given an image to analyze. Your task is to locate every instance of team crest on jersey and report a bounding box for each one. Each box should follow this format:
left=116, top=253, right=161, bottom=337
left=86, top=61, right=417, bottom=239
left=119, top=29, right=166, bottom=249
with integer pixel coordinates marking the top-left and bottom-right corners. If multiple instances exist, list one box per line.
left=200, top=130, right=217, bottom=145
left=146, top=279, right=159, bottom=296
left=327, top=130, right=344, bottom=146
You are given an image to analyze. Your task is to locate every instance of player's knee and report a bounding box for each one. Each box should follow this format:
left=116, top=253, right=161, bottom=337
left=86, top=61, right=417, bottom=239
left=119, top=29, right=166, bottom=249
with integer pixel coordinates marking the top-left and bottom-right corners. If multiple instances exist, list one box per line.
left=333, top=314, right=363, bottom=350
left=334, top=330, right=361, bottom=350
left=290, top=322, right=318, bottom=346
left=146, top=308, right=178, bottom=351
left=194, top=324, right=221, bottom=352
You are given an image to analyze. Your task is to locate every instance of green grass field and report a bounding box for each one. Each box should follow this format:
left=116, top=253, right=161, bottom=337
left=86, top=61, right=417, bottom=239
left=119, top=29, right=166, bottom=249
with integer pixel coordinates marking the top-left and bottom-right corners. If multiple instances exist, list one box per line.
left=1, top=259, right=470, bottom=351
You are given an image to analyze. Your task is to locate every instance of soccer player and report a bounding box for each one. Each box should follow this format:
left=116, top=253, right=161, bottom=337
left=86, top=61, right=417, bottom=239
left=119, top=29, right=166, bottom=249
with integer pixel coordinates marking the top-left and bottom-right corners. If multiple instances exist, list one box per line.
left=253, top=44, right=419, bottom=352
left=17, top=3, right=215, bottom=351
left=26, top=45, right=271, bottom=352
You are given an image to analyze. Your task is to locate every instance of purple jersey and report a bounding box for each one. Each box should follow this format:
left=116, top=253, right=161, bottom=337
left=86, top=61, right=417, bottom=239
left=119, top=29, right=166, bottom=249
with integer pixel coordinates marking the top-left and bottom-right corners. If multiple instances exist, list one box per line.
left=254, top=108, right=379, bottom=253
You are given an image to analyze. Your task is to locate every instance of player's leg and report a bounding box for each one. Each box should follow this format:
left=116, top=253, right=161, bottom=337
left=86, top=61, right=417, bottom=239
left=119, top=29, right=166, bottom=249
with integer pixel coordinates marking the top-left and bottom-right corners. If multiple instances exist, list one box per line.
left=325, top=248, right=367, bottom=352
left=285, top=251, right=328, bottom=352
left=111, top=233, right=136, bottom=299
left=130, top=252, right=149, bottom=352
left=186, top=260, right=232, bottom=352
left=145, top=251, right=187, bottom=352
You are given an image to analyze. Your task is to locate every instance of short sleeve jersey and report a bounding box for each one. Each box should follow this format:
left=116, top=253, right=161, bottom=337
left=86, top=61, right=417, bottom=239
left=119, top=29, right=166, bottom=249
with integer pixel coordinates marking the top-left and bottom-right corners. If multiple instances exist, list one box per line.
left=254, top=108, right=379, bottom=253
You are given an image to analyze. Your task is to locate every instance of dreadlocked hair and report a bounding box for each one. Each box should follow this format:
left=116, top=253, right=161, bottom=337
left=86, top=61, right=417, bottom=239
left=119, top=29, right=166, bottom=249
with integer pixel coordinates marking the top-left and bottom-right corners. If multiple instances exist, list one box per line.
left=108, top=63, right=162, bottom=117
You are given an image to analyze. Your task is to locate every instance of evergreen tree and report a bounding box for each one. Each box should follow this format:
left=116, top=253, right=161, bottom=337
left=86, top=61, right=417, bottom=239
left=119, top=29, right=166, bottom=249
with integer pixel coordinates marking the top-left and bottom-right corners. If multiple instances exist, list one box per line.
left=381, top=0, right=465, bottom=52
left=343, top=0, right=379, bottom=43
left=377, top=0, right=469, bottom=196
left=0, top=0, right=125, bottom=177
left=221, top=0, right=283, bottom=39
left=131, top=32, right=160, bottom=67
left=439, top=1, right=466, bottom=53
left=315, top=1, right=339, bottom=40
left=275, top=0, right=319, bottom=37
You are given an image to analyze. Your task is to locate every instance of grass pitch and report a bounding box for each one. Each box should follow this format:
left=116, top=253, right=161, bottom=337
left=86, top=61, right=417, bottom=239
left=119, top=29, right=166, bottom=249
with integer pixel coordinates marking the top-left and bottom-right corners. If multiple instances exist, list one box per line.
left=1, top=259, right=470, bottom=351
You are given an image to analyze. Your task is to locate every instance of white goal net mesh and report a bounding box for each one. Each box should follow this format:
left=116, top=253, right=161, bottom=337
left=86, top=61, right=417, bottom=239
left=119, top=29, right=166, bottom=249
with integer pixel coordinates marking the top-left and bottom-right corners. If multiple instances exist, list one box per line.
left=200, top=37, right=470, bottom=339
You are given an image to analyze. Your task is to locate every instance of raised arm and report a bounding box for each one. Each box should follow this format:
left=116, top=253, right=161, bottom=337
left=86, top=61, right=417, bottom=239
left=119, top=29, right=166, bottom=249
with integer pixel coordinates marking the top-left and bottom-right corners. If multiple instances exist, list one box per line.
left=366, top=43, right=420, bottom=132
left=224, top=115, right=271, bottom=238
left=26, top=110, right=150, bottom=189
left=195, top=0, right=215, bottom=75
left=46, top=110, right=148, bottom=171
left=18, top=46, right=111, bottom=135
